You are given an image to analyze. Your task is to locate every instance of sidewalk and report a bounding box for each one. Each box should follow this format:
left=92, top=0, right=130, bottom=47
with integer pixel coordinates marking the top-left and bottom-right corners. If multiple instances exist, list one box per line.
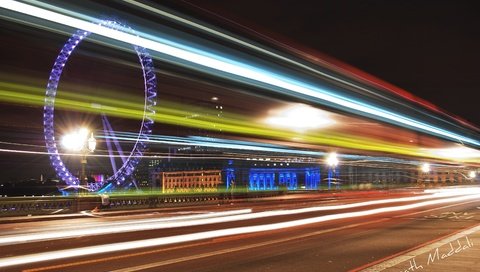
left=361, top=223, right=480, bottom=272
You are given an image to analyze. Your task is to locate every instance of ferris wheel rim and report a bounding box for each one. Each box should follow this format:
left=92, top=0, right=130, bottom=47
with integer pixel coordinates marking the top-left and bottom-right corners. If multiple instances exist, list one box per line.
left=43, top=19, right=157, bottom=191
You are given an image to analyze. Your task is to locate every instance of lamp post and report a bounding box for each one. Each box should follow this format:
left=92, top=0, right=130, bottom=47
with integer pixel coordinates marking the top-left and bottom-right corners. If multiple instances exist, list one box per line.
left=62, top=128, right=96, bottom=189
left=326, top=152, right=339, bottom=190
left=420, top=162, right=430, bottom=187
left=468, top=170, right=476, bottom=179
left=421, top=163, right=430, bottom=173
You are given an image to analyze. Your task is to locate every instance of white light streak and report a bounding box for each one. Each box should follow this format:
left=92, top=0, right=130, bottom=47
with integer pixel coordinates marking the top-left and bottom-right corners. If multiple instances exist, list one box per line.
left=1, top=189, right=478, bottom=246
left=428, top=146, right=480, bottom=160
left=423, top=187, right=480, bottom=195
left=0, top=191, right=478, bottom=268
left=122, top=0, right=438, bottom=128
left=0, top=209, right=252, bottom=246
left=1, top=0, right=479, bottom=146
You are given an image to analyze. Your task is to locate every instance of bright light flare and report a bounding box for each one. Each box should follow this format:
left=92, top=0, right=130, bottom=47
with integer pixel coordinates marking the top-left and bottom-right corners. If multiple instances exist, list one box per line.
left=421, top=162, right=430, bottom=173
left=326, top=152, right=339, bottom=167
left=469, top=171, right=477, bottom=179
left=61, top=128, right=89, bottom=152
left=264, top=104, right=334, bottom=131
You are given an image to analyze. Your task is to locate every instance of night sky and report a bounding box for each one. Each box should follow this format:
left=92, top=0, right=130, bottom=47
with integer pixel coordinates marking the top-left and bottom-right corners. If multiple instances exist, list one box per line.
left=175, top=0, right=480, bottom=127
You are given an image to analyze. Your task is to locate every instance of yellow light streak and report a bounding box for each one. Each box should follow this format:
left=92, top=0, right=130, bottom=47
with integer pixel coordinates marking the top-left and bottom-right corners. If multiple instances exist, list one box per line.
left=0, top=80, right=479, bottom=163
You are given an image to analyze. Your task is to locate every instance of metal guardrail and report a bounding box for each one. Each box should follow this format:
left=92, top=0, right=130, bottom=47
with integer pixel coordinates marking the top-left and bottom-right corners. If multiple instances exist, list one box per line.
left=104, top=191, right=283, bottom=210
left=0, top=191, right=284, bottom=217
left=0, top=197, right=77, bottom=216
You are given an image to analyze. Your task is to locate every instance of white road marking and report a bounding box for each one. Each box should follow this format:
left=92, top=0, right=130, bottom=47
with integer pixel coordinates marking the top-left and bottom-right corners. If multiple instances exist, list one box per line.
left=360, top=223, right=480, bottom=271
left=109, top=218, right=392, bottom=272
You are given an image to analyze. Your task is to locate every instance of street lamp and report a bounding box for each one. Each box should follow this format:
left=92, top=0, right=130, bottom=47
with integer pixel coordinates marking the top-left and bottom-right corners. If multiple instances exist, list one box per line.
left=421, top=163, right=430, bottom=173
left=326, top=152, right=339, bottom=168
left=468, top=170, right=476, bottom=179
left=326, top=152, right=339, bottom=190
left=420, top=163, right=430, bottom=187
left=61, top=128, right=96, bottom=189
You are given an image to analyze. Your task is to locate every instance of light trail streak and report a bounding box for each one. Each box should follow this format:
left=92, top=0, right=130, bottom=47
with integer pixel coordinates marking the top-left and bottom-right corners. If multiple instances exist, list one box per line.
left=0, top=141, right=43, bottom=148
left=0, top=190, right=479, bottom=268
left=104, top=133, right=324, bottom=157
left=0, top=146, right=416, bottom=167
left=0, top=148, right=255, bottom=161
left=4, top=82, right=477, bottom=163
left=0, top=83, right=437, bottom=160
left=0, top=145, right=432, bottom=171
left=0, top=209, right=252, bottom=245
left=125, top=0, right=475, bottom=135
left=0, top=130, right=433, bottom=169
left=0, top=128, right=475, bottom=166
left=1, top=188, right=478, bottom=246
left=424, top=187, right=480, bottom=195
left=0, top=0, right=478, bottom=147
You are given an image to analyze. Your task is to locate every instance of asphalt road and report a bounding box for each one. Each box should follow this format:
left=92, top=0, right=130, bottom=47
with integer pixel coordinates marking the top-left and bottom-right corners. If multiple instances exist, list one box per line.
left=1, top=188, right=479, bottom=272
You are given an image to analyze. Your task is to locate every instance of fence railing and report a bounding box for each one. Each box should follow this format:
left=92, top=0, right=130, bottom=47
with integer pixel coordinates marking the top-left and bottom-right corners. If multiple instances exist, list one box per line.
left=0, top=191, right=284, bottom=217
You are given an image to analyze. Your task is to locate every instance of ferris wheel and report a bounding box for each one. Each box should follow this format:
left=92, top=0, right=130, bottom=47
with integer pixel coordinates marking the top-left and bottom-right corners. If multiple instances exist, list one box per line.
left=43, top=20, right=157, bottom=192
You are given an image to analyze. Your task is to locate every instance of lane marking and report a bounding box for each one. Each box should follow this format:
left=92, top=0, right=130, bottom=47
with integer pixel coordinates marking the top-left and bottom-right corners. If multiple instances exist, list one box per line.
left=350, top=200, right=480, bottom=271
left=26, top=200, right=480, bottom=272
left=22, top=240, right=218, bottom=272
left=392, top=201, right=478, bottom=218
left=24, top=218, right=390, bottom=272
left=109, top=219, right=394, bottom=272
left=359, top=223, right=480, bottom=272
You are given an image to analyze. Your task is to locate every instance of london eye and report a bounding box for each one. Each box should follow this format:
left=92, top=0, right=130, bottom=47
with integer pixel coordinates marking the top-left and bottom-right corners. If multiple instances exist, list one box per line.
left=43, top=20, right=157, bottom=192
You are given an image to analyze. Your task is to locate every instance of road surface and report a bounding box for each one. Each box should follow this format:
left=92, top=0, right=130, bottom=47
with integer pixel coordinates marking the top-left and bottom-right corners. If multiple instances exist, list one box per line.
left=0, top=187, right=479, bottom=272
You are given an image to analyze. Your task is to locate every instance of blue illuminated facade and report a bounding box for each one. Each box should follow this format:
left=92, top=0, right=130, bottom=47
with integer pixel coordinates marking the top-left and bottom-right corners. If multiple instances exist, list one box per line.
left=247, top=167, right=320, bottom=191
left=225, top=168, right=236, bottom=190
left=147, top=155, right=427, bottom=193
left=146, top=156, right=344, bottom=192
left=327, top=167, right=340, bottom=190
left=305, top=169, right=321, bottom=189
left=278, top=172, right=297, bottom=190
left=249, top=171, right=276, bottom=190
